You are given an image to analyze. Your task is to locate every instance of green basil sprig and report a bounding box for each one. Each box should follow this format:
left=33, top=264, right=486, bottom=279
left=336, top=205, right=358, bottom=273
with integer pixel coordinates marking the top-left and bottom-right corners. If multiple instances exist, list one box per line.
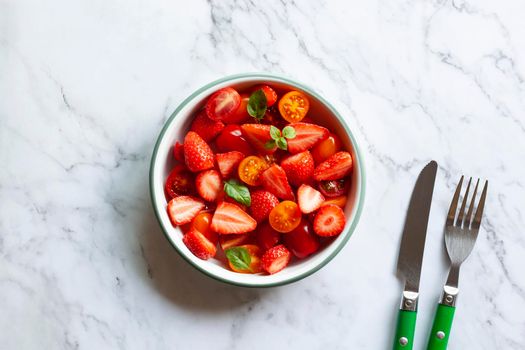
left=224, top=179, right=251, bottom=206
left=265, top=125, right=296, bottom=151
left=247, top=89, right=267, bottom=121
left=225, top=247, right=252, bottom=272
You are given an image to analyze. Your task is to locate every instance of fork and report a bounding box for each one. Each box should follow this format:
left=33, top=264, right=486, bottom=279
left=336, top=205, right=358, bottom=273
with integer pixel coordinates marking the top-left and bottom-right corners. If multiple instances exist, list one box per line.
left=426, top=176, right=488, bottom=350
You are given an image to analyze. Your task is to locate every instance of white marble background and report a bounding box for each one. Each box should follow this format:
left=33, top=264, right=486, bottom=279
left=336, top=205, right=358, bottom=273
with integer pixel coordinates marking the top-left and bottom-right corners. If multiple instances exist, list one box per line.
left=1, top=0, right=524, bottom=349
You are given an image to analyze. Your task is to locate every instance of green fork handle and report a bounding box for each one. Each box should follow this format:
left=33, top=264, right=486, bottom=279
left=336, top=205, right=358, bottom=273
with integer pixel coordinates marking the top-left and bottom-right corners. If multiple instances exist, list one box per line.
left=393, top=309, right=417, bottom=350
left=427, top=304, right=456, bottom=350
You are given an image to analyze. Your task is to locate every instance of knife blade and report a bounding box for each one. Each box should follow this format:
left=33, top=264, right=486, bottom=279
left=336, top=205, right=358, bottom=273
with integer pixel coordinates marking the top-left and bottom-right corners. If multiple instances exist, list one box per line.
left=393, top=160, right=437, bottom=350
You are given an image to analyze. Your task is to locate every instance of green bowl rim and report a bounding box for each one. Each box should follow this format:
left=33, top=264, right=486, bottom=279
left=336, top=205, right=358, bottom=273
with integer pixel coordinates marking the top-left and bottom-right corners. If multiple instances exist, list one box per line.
left=149, top=72, right=366, bottom=288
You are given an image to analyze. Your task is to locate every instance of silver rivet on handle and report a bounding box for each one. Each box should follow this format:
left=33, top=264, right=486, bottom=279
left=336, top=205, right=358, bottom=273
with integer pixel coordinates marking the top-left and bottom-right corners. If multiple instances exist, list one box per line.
left=399, top=337, right=408, bottom=346
left=436, top=331, right=445, bottom=339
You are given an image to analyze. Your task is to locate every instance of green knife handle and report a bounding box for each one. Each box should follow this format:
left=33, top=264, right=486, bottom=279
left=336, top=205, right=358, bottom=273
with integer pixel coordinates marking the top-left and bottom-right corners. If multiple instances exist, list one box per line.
left=427, top=304, right=456, bottom=350
left=393, top=309, right=417, bottom=350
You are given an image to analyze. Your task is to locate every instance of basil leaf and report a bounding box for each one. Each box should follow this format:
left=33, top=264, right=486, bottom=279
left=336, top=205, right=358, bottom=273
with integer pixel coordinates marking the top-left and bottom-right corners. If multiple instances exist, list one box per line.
left=282, top=126, right=296, bottom=139
left=247, top=90, right=267, bottom=121
left=225, top=247, right=252, bottom=272
left=276, top=137, right=288, bottom=150
left=270, top=125, right=281, bottom=140
left=224, top=179, right=251, bottom=206
left=265, top=140, right=276, bottom=150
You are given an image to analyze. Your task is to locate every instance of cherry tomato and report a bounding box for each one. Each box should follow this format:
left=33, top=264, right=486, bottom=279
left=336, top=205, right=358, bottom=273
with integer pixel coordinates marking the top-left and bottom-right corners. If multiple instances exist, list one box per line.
left=283, top=219, right=320, bottom=259
left=227, top=244, right=262, bottom=273
left=206, top=87, right=241, bottom=122
left=322, top=195, right=347, bottom=208
left=227, top=93, right=251, bottom=124
left=165, top=165, right=195, bottom=199
left=256, top=221, right=281, bottom=251
left=219, top=233, right=253, bottom=250
left=318, top=179, right=348, bottom=198
left=191, top=212, right=218, bottom=245
left=311, top=133, right=342, bottom=164
left=173, top=142, right=185, bottom=162
left=269, top=201, right=302, bottom=233
left=255, top=85, right=278, bottom=106
left=238, top=156, right=269, bottom=186
left=278, top=91, right=310, bottom=123
left=215, top=124, right=254, bottom=155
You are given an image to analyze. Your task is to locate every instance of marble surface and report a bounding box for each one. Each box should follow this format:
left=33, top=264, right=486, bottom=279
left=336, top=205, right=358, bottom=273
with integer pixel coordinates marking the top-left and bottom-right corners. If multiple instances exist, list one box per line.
left=1, top=0, right=525, bottom=348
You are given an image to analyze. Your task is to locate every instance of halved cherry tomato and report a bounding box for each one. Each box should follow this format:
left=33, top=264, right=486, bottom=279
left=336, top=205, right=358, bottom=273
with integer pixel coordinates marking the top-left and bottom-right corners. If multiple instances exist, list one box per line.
left=278, top=91, right=310, bottom=123
left=227, top=93, right=251, bottom=124
left=226, top=244, right=262, bottom=273
left=318, top=179, right=348, bottom=198
left=311, top=133, right=342, bottom=164
left=322, top=195, right=347, bottom=208
left=206, top=87, right=241, bottom=122
left=269, top=201, right=302, bottom=233
left=238, top=156, right=268, bottom=186
left=191, top=212, right=218, bottom=245
left=255, top=85, right=278, bottom=106
left=215, top=124, right=254, bottom=155
left=165, top=165, right=195, bottom=199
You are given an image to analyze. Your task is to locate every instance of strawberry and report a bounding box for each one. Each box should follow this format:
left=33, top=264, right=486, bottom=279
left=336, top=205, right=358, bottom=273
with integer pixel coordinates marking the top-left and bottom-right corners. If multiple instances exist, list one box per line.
left=196, top=169, right=222, bottom=202
left=297, top=184, right=325, bottom=214
left=313, top=151, right=353, bottom=181
left=184, top=131, right=215, bottom=172
left=249, top=190, right=279, bottom=223
left=190, top=110, right=225, bottom=142
left=182, top=227, right=217, bottom=260
left=173, top=142, right=185, bottom=163
left=287, top=123, right=329, bottom=154
left=280, top=151, right=315, bottom=187
left=313, top=204, right=346, bottom=237
left=216, top=151, right=245, bottom=178
left=167, top=196, right=205, bottom=226
left=261, top=244, right=291, bottom=274
left=240, top=124, right=277, bottom=153
left=211, top=202, right=257, bottom=234
left=255, top=221, right=281, bottom=250
left=260, top=164, right=294, bottom=200
left=257, top=85, right=278, bottom=106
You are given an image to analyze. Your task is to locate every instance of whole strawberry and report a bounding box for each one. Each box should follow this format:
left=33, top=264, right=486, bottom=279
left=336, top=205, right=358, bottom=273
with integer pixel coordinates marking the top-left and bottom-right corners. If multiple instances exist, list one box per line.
left=280, top=150, right=314, bottom=187
left=249, top=190, right=280, bottom=223
left=184, top=131, right=215, bottom=172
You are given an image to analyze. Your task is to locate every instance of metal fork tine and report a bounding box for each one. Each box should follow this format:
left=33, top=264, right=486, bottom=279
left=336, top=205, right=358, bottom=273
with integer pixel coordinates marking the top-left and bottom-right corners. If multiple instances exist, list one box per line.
left=446, top=176, right=464, bottom=226
left=472, top=181, right=488, bottom=230
left=456, top=177, right=472, bottom=227
left=465, top=179, right=479, bottom=228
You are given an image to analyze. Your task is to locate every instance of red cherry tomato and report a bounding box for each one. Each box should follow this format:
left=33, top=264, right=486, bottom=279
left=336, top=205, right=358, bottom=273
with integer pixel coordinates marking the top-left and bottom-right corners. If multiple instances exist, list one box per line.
left=256, top=221, right=281, bottom=251
left=318, top=178, right=348, bottom=198
left=283, top=219, right=320, bottom=259
left=206, top=87, right=241, bottom=122
left=215, top=124, right=254, bottom=155
left=311, top=133, right=342, bottom=164
left=255, top=85, right=278, bottom=106
left=165, top=165, right=195, bottom=199
left=227, top=93, right=251, bottom=124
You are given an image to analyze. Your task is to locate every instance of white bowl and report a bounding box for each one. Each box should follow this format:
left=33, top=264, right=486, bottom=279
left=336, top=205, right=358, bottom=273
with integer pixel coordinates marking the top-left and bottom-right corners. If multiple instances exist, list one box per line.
left=149, top=73, right=366, bottom=287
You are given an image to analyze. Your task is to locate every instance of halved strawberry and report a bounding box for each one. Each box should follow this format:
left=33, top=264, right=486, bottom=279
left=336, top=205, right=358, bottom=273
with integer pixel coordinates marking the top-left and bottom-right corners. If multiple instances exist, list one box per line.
left=240, top=124, right=277, bottom=153
left=196, top=169, right=222, bottom=202
left=211, top=202, right=257, bottom=234
left=313, top=204, right=346, bottom=237
left=167, top=196, right=205, bottom=226
left=249, top=190, right=280, bottom=223
left=190, top=110, right=225, bottom=142
left=182, top=227, right=217, bottom=260
left=173, top=142, right=185, bottom=163
left=256, top=85, right=278, bottom=106
left=261, top=244, right=291, bottom=274
left=184, top=131, right=215, bottom=172
left=313, top=151, right=353, bottom=181
left=297, top=184, right=325, bottom=214
left=280, top=151, right=315, bottom=187
left=260, top=164, right=294, bottom=201
left=255, top=221, right=281, bottom=251
left=216, top=151, right=245, bottom=178
left=287, top=123, right=329, bottom=154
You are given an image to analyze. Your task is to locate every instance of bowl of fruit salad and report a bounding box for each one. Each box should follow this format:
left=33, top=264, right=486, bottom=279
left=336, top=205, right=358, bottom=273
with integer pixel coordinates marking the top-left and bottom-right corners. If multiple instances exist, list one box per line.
left=150, top=73, right=365, bottom=287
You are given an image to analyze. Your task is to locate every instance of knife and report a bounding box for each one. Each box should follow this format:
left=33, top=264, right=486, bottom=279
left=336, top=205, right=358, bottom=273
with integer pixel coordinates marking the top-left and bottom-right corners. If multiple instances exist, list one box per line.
left=393, top=160, right=437, bottom=350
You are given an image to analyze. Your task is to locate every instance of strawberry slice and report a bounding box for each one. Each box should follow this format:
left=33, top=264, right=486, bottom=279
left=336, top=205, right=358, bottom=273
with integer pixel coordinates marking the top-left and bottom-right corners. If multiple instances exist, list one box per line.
left=196, top=169, right=223, bottom=202
left=182, top=227, right=217, bottom=260
left=211, top=202, right=257, bottom=234
left=190, top=110, right=225, bottom=142
left=313, top=204, right=346, bottom=237
left=261, top=244, right=291, bottom=274
left=240, top=124, right=277, bottom=153
left=216, top=151, right=245, bottom=178
left=249, top=190, right=280, bottom=223
left=260, top=164, right=294, bottom=200
left=297, top=184, right=325, bottom=214
left=313, top=151, right=353, bottom=181
left=184, top=131, right=215, bottom=172
left=167, top=196, right=205, bottom=226
left=280, top=151, right=315, bottom=187
left=287, top=123, right=329, bottom=154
